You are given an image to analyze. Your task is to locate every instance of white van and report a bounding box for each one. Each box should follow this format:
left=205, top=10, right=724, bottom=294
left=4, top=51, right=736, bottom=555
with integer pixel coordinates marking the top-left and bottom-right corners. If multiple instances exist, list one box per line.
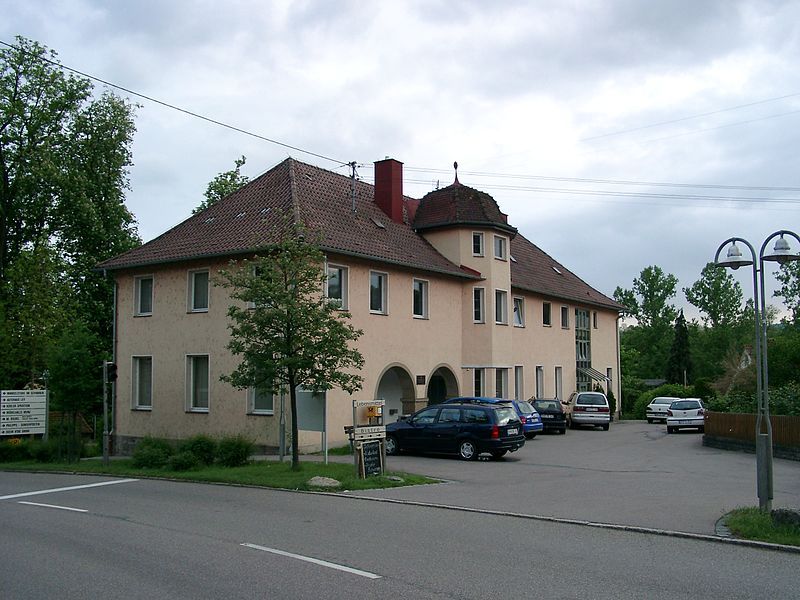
left=562, top=391, right=611, bottom=431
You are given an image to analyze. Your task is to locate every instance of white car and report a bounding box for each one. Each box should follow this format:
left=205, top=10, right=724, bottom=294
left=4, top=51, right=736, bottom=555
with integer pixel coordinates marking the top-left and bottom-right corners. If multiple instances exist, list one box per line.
left=666, top=398, right=705, bottom=433
left=563, top=391, right=611, bottom=431
left=646, top=396, right=680, bottom=423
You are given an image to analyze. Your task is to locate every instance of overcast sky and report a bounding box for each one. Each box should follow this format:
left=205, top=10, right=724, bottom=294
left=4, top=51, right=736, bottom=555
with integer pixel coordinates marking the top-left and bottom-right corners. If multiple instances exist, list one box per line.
left=3, top=0, right=799, bottom=320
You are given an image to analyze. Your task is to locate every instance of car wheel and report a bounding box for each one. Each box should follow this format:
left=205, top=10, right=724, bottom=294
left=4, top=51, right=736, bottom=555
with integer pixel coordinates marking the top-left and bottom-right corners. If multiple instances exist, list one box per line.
left=385, top=435, right=399, bottom=456
left=667, top=426, right=674, bottom=434
left=525, top=433, right=537, bottom=440
left=559, top=428, right=566, bottom=434
left=699, top=426, right=705, bottom=433
left=459, top=440, right=478, bottom=461
left=569, top=419, right=577, bottom=430
left=602, top=424, right=609, bottom=431
left=490, top=450, right=507, bottom=460
left=647, top=418, right=653, bottom=424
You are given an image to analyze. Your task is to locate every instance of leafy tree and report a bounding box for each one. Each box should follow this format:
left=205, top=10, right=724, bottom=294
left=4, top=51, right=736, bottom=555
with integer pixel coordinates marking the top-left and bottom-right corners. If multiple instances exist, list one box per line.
left=613, top=265, right=678, bottom=328
left=217, top=220, right=364, bottom=470
left=193, top=155, right=249, bottom=214
left=774, top=261, right=800, bottom=324
left=665, top=310, right=692, bottom=385
left=0, top=36, right=139, bottom=387
left=46, top=321, right=101, bottom=462
left=684, top=262, right=744, bottom=328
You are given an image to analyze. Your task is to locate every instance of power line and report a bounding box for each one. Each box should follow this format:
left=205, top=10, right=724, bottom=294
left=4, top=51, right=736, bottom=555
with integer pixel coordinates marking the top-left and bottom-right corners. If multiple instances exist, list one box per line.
left=0, top=38, right=349, bottom=167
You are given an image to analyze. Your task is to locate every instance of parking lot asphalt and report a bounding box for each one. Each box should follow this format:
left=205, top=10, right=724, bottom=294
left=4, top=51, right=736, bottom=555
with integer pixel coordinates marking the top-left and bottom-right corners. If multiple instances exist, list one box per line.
left=350, top=420, right=800, bottom=535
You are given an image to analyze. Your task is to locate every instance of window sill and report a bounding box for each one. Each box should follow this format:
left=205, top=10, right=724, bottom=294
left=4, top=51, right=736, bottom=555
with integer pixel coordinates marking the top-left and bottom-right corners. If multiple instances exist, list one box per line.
left=134, top=313, right=152, bottom=318
left=473, top=320, right=486, bottom=324
left=132, top=407, right=152, bottom=411
left=513, top=324, right=525, bottom=328
left=369, top=310, right=387, bottom=316
left=495, top=322, right=508, bottom=326
left=247, top=411, right=275, bottom=416
left=186, top=408, right=209, bottom=414
left=543, top=324, right=552, bottom=328
left=188, top=309, right=209, bottom=314
left=413, top=315, right=429, bottom=320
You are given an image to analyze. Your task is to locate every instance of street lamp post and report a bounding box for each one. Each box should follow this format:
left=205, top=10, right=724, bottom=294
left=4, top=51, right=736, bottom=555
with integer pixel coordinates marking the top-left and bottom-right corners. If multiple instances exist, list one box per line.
left=714, top=230, right=800, bottom=512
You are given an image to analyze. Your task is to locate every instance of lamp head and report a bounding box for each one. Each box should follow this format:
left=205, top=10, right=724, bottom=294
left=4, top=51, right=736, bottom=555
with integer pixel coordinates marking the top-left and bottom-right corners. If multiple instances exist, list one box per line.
left=716, top=242, right=753, bottom=270
left=762, top=234, right=800, bottom=265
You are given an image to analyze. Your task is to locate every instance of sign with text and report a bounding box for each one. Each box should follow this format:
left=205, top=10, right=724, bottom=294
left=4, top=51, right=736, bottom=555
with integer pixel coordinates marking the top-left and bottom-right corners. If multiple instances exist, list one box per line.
left=358, top=440, right=383, bottom=477
left=1, top=390, right=48, bottom=436
left=353, top=425, right=385, bottom=440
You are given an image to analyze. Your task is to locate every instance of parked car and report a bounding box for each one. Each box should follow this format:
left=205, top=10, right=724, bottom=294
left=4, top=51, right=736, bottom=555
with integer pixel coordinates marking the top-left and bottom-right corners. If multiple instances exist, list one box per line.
left=646, top=396, right=680, bottom=423
left=666, top=398, right=705, bottom=433
left=444, top=396, right=543, bottom=439
left=531, top=398, right=567, bottom=434
left=562, top=391, right=611, bottom=430
left=385, top=402, right=525, bottom=460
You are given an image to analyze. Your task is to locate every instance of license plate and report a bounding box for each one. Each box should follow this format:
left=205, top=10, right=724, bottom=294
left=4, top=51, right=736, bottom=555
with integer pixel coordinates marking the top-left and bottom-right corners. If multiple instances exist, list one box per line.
left=542, top=414, right=554, bottom=419
left=678, top=420, right=692, bottom=424
left=507, top=428, right=518, bottom=435
left=586, top=407, right=598, bottom=412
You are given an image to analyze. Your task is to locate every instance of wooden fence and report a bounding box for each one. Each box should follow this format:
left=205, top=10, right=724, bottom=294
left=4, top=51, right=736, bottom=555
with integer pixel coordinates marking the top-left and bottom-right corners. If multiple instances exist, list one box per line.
left=704, top=412, right=800, bottom=460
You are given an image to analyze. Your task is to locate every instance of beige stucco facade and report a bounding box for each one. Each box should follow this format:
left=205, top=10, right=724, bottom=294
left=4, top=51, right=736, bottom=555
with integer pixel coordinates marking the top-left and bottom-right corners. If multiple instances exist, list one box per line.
left=113, top=225, right=621, bottom=454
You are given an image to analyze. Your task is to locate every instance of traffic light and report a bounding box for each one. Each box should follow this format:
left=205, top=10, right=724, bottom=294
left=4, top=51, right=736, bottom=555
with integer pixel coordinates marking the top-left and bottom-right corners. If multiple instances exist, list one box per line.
left=105, top=362, right=117, bottom=382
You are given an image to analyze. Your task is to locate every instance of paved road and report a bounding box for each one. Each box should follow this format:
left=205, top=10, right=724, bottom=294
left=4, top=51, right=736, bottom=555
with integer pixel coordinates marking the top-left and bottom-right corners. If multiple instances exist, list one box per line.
left=362, top=419, right=800, bottom=534
left=1, top=473, right=797, bottom=599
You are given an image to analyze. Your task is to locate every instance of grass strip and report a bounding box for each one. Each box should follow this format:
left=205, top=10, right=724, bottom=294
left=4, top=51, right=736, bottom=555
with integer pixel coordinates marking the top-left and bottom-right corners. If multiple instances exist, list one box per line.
left=725, top=507, right=800, bottom=547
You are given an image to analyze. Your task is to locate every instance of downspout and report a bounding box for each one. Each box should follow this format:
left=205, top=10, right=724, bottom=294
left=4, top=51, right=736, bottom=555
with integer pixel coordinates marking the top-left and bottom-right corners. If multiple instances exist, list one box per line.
left=616, top=312, right=622, bottom=420
left=107, top=269, right=118, bottom=452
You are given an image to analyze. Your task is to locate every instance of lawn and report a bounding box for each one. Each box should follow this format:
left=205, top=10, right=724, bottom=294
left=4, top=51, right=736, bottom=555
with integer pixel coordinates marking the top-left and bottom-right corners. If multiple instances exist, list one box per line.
left=725, top=507, right=800, bottom=547
left=0, top=458, right=438, bottom=492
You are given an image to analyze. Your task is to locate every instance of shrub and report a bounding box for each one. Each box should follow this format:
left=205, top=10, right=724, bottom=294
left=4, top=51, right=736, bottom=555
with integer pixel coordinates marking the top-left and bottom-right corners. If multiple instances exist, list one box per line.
left=178, top=435, right=217, bottom=466
left=168, top=451, right=200, bottom=471
left=632, top=384, right=696, bottom=420
left=0, top=438, right=31, bottom=462
left=132, top=437, right=174, bottom=468
left=216, top=435, right=254, bottom=467
left=709, top=383, right=800, bottom=416
left=28, top=439, right=59, bottom=463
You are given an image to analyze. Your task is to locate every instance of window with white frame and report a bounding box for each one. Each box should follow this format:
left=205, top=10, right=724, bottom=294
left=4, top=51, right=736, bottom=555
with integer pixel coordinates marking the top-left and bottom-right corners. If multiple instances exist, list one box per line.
left=513, top=297, right=525, bottom=327
left=555, top=366, right=563, bottom=400
left=326, top=264, right=348, bottom=309
left=515, top=366, right=524, bottom=400
left=561, top=305, right=569, bottom=328
left=412, top=278, right=428, bottom=318
left=186, top=354, right=209, bottom=411
left=189, top=270, right=209, bottom=312
left=543, top=302, right=552, bottom=326
left=535, top=366, right=544, bottom=399
left=495, top=289, right=508, bottom=324
left=248, top=385, right=274, bottom=414
left=472, top=232, right=484, bottom=256
left=135, top=276, right=153, bottom=316
left=495, top=368, right=508, bottom=398
left=473, top=288, right=485, bottom=323
left=493, top=235, right=507, bottom=260
left=473, top=368, right=484, bottom=396
left=369, top=271, right=387, bottom=314
left=132, top=356, right=152, bottom=409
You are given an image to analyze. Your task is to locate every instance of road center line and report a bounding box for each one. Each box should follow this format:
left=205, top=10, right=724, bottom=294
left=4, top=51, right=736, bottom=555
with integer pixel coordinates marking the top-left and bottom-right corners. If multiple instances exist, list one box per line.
left=0, top=478, right=139, bottom=501
left=18, top=501, right=88, bottom=513
left=241, top=543, right=381, bottom=579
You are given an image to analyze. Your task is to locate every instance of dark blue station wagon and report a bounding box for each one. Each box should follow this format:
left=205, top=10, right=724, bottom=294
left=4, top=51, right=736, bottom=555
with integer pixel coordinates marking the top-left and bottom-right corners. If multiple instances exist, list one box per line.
left=385, top=402, right=525, bottom=460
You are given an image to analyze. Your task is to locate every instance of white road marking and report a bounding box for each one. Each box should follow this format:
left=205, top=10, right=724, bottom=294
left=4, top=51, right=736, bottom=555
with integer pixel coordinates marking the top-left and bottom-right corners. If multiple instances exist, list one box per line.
left=18, top=501, right=88, bottom=513
left=0, top=478, right=139, bottom=501
left=241, top=543, right=381, bottom=579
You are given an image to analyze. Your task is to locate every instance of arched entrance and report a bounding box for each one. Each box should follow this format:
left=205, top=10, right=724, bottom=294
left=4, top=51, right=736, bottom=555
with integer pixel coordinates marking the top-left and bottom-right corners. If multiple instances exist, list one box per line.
left=376, top=366, right=415, bottom=423
left=427, top=366, right=459, bottom=404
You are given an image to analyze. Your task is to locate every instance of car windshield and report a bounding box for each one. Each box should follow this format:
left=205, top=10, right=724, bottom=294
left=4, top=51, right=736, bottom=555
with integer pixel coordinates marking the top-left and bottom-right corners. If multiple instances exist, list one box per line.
left=671, top=400, right=700, bottom=410
left=534, top=400, right=560, bottom=412
left=577, top=393, right=606, bottom=406
left=653, top=397, right=675, bottom=405
left=494, top=407, right=518, bottom=425
left=515, top=401, right=534, bottom=414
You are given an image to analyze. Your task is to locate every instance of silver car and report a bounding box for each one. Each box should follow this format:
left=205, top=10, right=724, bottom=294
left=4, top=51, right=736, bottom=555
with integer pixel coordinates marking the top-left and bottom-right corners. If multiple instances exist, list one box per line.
left=666, top=398, right=705, bottom=433
left=563, top=391, right=611, bottom=431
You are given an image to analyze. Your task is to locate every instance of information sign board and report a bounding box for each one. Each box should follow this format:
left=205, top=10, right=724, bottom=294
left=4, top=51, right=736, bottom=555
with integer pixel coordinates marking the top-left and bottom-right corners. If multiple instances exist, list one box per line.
left=1, top=390, right=48, bottom=436
left=358, top=440, right=383, bottom=477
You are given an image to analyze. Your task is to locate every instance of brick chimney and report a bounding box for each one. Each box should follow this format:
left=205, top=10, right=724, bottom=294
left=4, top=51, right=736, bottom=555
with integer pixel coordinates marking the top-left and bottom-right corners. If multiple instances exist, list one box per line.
left=374, top=158, right=404, bottom=223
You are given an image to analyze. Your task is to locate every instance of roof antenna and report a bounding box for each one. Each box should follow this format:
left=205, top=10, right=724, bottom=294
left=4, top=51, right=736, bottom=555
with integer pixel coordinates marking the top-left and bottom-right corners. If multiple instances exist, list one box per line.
left=453, top=161, right=459, bottom=184
left=349, top=161, right=358, bottom=213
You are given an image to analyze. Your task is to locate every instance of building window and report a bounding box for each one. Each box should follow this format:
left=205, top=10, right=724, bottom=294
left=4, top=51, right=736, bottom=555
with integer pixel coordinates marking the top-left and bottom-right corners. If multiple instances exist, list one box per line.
left=473, top=368, right=484, bottom=396
left=535, top=366, right=544, bottom=399
left=495, top=368, right=508, bottom=398
left=135, top=276, right=153, bottom=316
left=326, top=264, right=348, bottom=309
left=472, top=232, right=484, bottom=256
left=412, top=279, right=428, bottom=319
left=248, top=384, right=274, bottom=414
left=369, top=271, right=387, bottom=314
left=189, top=270, right=209, bottom=312
left=493, top=235, right=507, bottom=260
left=132, top=356, right=152, bottom=409
left=561, top=305, right=570, bottom=329
left=473, top=288, right=485, bottom=323
left=187, top=355, right=209, bottom=411
left=555, top=366, right=563, bottom=400
left=495, top=290, right=508, bottom=324
left=593, top=311, right=598, bottom=329
left=543, top=302, right=552, bottom=326
left=515, top=366, right=524, bottom=400
left=513, top=297, right=525, bottom=327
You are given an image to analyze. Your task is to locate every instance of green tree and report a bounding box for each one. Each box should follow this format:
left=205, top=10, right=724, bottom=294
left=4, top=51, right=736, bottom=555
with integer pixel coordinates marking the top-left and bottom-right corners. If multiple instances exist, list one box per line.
left=46, top=321, right=102, bottom=462
left=217, top=220, right=364, bottom=470
left=684, top=262, right=744, bottom=328
left=0, top=36, right=139, bottom=387
left=193, top=155, right=249, bottom=214
left=774, top=261, right=800, bottom=324
left=665, top=310, right=692, bottom=385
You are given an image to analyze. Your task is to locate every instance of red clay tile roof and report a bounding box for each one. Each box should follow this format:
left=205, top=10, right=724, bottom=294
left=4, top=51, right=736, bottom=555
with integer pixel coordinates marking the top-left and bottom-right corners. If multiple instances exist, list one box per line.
left=98, top=159, right=476, bottom=280
left=510, top=233, right=623, bottom=311
left=412, top=181, right=517, bottom=235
